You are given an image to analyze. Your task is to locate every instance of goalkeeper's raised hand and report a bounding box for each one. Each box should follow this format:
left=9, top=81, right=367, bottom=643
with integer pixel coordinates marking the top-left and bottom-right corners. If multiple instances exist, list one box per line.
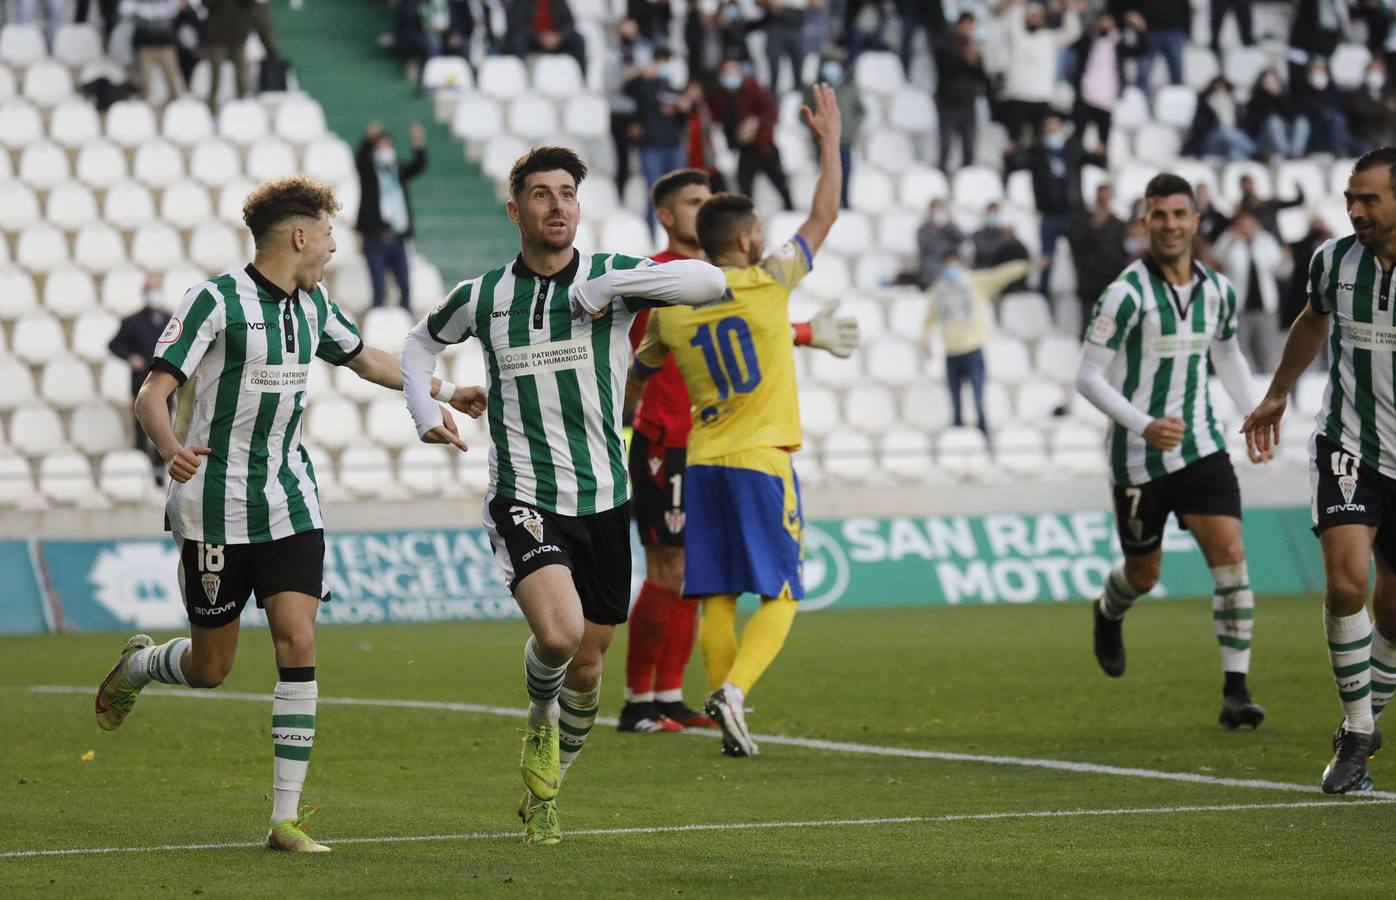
left=805, top=300, right=860, bottom=359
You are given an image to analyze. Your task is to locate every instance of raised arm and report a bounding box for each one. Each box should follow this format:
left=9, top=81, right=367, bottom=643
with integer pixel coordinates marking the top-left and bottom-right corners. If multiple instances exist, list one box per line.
left=794, top=83, right=843, bottom=258
left=568, top=258, right=728, bottom=319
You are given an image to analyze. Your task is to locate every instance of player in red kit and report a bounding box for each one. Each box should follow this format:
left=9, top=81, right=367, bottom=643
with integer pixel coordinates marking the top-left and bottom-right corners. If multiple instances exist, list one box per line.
left=618, top=169, right=859, bottom=732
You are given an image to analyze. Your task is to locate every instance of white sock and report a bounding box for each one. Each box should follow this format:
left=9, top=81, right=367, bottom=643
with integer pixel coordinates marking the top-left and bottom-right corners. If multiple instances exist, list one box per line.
left=1097, top=562, right=1142, bottom=621
left=558, top=684, right=600, bottom=782
left=127, top=638, right=191, bottom=688
left=625, top=689, right=655, bottom=703
left=654, top=689, right=683, bottom=703
left=524, top=637, right=567, bottom=729
left=1372, top=628, right=1396, bottom=722
left=271, top=678, right=317, bottom=823
left=1211, top=563, right=1254, bottom=675
left=1325, top=609, right=1374, bottom=734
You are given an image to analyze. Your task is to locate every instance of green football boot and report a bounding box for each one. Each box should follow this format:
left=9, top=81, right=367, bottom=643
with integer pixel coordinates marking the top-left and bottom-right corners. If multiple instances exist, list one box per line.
left=518, top=790, right=561, bottom=846
left=520, top=723, right=560, bottom=800
left=95, top=634, right=153, bottom=731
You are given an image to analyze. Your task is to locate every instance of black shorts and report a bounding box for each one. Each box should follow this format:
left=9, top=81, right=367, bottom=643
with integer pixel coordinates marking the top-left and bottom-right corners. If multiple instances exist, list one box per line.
left=179, top=529, right=326, bottom=628
left=628, top=430, right=686, bottom=548
left=1312, top=435, right=1396, bottom=568
left=1112, top=452, right=1241, bottom=555
left=484, top=497, right=632, bottom=626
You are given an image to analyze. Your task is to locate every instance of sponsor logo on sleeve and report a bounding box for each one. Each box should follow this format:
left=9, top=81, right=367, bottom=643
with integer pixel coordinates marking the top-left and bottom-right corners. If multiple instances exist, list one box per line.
left=158, top=317, right=183, bottom=344
left=1088, top=316, right=1115, bottom=344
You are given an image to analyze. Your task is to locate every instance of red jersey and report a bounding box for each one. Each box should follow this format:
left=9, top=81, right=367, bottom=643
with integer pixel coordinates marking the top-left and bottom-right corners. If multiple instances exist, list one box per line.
left=630, top=249, right=694, bottom=448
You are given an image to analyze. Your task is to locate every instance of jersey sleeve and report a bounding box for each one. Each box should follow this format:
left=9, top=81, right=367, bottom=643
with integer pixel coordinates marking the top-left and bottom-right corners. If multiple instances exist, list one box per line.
left=1083, top=282, right=1138, bottom=352
left=1214, top=273, right=1240, bottom=340
left=1307, top=243, right=1334, bottom=314
left=313, top=283, right=364, bottom=365
left=633, top=309, right=669, bottom=374
left=608, top=254, right=665, bottom=315
left=757, top=235, right=814, bottom=291
left=424, top=278, right=477, bottom=344
left=151, top=284, right=224, bottom=385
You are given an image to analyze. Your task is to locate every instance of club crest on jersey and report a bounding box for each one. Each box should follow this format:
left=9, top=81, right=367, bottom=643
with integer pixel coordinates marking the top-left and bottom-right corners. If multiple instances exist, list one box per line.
left=665, top=509, right=685, bottom=534
left=158, top=317, right=182, bottom=344
left=201, top=573, right=220, bottom=604
left=1128, top=518, right=1144, bottom=542
left=648, top=457, right=662, bottom=477
left=511, top=505, right=546, bottom=543
left=1089, top=316, right=1115, bottom=344
left=1340, top=474, right=1358, bottom=507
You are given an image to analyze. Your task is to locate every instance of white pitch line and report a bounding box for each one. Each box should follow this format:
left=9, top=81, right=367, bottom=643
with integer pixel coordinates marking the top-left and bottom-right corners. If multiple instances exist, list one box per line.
left=1, top=799, right=1390, bottom=860
left=29, top=685, right=1395, bottom=800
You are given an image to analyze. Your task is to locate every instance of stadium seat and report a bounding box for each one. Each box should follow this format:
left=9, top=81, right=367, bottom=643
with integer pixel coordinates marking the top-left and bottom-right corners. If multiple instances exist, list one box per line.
left=1275, top=159, right=1325, bottom=205
left=160, top=264, right=206, bottom=310
left=16, top=223, right=69, bottom=273
left=398, top=443, right=462, bottom=497
left=984, top=337, right=1031, bottom=385
left=875, top=208, right=921, bottom=257
left=879, top=427, right=936, bottom=482
left=1183, top=42, right=1222, bottom=93
left=39, top=452, right=105, bottom=507
left=1111, top=86, right=1150, bottom=132
left=0, top=99, right=42, bottom=148
left=936, top=426, right=989, bottom=477
left=0, top=267, right=38, bottom=320
left=45, top=181, right=99, bottom=233
left=73, top=222, right=128, bottom=274
left=302, top=136, right=355, bottom=184
left=98, top=356, right=130, bottom=404
left=49, top=98, right=102, bottom=148
left=1330, top=43, right=1371, bottom=89
left=849, top=169, right=895, bottom=214
left=408, top=257, right=446, bottom=318
left=887, top=88, right=935, bottom=134
left=853, top=51, right=904, bottom=96
left=451, top=348, right=487, bottom=388
left=189, top=221, right=242, bottom=271
left=1034, top=334, right=1081, bottom=383
left=39, top=355, right=95, bottom=409
left=160, top=97, right=215, bottom=147
left=187, top=138, right=241, bottom=188
left=71, top=309, right=118, bottom=362
left=822, top=431, right=882, bottom=484
left=106, top=100, right=158, bottom=148
left=131, top=222, right=184, bottom=273
left=1050, top=422, right=1106, bottom=475
left=598, top=211, right=653, bottom=256
left=421, top=55, right=473, bottom=94
left=85, top=405, right=136, bottom=460
left=900, top=166, right=950, bottom=209
left=362, top=306, right=415, bottom=350
left=801, top=255, right=851, bottom=301
left=328, top=256, right=372, bottom=315
left=365, top=397, right=418, bottom=449
left=53, top=24, right=103, bottom=67
left=217, top=99, right=270, bottom=145
left=217, top=178, right=257, bottom=224
left=273, top=97, right=327, bottom=144
left=100, top=449, right=158, bottom=504
left=477, top=55, right=529, bottom=100
left=798, top=385, right=840, bottom=437
left=75, top=139, right=128, bottom=188
left=18, top=140, right=71, bottom=189
left=1014, top=381, right=1067, bottom=421
left=1222, top=46, right=1269, bottom=100
left=481, top=134, right=530, bottom=183
left=10, top=404, right=65, bottom=457
left=0, top=64, right=12, bottom=100
left=245, top=137, right=297, bottom=181
left=825, top=211, right=874, bottom=257
left=952, top=166, right=1004, bottom=210
left=100, top=181, right=156, bottom=231
left=1133, top=123, right=1183, bottom=168
left=131, top=139, right=185, bottom=188
left=1220, top=159, right=1271, bottom=203
left=853, top=253, right=901, bottom=290
left=157, top=179, right=212, bottom=230
left=42, top=265, right=98, bottom=318
left=576, top=177, right=619, bottom=218
left=1293, top=371, right=1327, bottom=420
left=0, top=180, right=40, bottom=231
left=864, top=128, right=916, bottom=173
left=0, top=24, right=46, bottom=68
left=338, top=445, right=403, bottom=500
left=844, top=385, right=899, bottom=435
left=450, top=95, right=504, bottom=152
left=996, top=424, right=1049, bottom=477
left=997, top=293, right=1053, bottom=343
left=531, top=54, right=586, bottom=100
left=0, top=451, right=44, bottom=508
left=305, top=396, right=363, bottom=449
left=506, top=93, right=560, bottom=141
left=0, top=357, right=36, bottom=408
left=886, top=290, right=928, bottom=337
left=1153, top=85, right=1197, bottom=130
left=100, top=265, right=147, bottom=316
left=900, top=383, right=952, bottom=433
left=560, top=92, right=608, bottom=139
left=22, top=59, right=72, bottom=107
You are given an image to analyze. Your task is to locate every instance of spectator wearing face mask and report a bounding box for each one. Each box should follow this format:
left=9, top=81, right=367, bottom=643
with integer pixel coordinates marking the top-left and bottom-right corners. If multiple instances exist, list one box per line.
left=680, top=79, right=728, bottom=191
left=606, top=20, right=647, bottom=200
left=925, top=250, right=1032, bottom=438
left=1295, top=60, right=1362, bottom=156
left=684, top=1, right=751, bottom=87
left=1070, top=12, right=1122, bottom=148
left=934, top=12, right=989, bottom=172
left=1066, top=184, right=1127, bottom=335
left=505, top=0, right=588, bottom=72
left=1287, top=0, right=1347, bottom=93
left=627, top=46, right=692, bottom=230
left=971, top=202, right=1030, bottom=292
left=706, top=59, right=794, bottom=210
left=1213, top=210, right=1292, bottom=374
left=108, top=276, right=172, bottom=470
left=1244, top=68, right=1305, bottom=159
left=999, top=0, right=1081, bottom=149
left=917, top=199, right=965, bottom=289
left=1009, top=114, right=1103, bottom=299
left=356, top=122, right=428, bottom=309
left=1345, top=59, right=1396, bottom=150
left=802, top=52, right=863, bottom=209
left=1183, top=77, right=1254, bottom=161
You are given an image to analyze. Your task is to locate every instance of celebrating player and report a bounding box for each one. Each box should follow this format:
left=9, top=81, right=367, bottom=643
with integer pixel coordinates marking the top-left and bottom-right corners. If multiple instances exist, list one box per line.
left=631, top=83, right=844, bottom=757
left=1241, top=148, right=1396, bottom=793
left=94, top=177, right=486, bottom=852
left=1077, top=173, right=1269, bottom=729
left=619, top=168, right=859, bottom=735
left=399, top=147, right=727, bottom=843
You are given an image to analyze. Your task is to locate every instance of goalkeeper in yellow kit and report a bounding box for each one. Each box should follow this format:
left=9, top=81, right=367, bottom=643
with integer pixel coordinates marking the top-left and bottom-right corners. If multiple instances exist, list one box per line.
left=631, top=84, right=843, bottom=757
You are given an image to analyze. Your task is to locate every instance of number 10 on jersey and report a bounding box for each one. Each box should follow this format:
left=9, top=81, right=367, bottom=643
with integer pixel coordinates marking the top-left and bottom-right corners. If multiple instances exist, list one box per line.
left=690, top=316, right=762, bottom=400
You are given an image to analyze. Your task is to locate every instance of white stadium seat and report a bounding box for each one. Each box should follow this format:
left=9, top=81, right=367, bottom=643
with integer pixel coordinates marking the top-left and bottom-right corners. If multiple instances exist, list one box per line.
left=131, top=222, right=184, bottom=273
left=0, top=268, right=38, bottom=319
left=887, top=88, right=935, bottom=134
left=10, top=404, right=65, bottom=457
left=1014, top=381, right=1067, bottom=421
left=598, top=211, right=653, bottom=256
left=1034, top=334, right=1082, bottom=383
left=1330, top=43, right=1371, bottom=89
left=1051, top=422, right=1106, bottom=475
left=43, top=265, right=98, bottom=317
left=398, top=444, right=462, bottom=497
left=99, top=356, right=131, bottom=404
left=1132, top=123, right=1182, bottom=168
left=305, top=396, right=363, bottom=449
left=12, top=311, right=66, bottom=363
left=273, top=97, right=327, bottom=144
left=245, top=137, right=298, bottom=181
left=560, top=93, right=608, bottom=139
left=936, top=426, right=990, bottom=477
left=217, top=178, right=257, bottom=223
left=839, top=293, right=887, bottom=342
left=132, top=139, right=186, bottom=187
left=450, top=95, right=504, bottom=150
left=361, top=306, right=415, bottom=349
left=0, top=99, right=42, bottom=148
left=0, top=452, right=43, bottom=508
left=73, top=222, right=128, bottom=274
left=854, top=51, right=904, bottom=96
left=1183, top=43, right=1222, bottom=93
left=0, top=358, right=37, bottom=408
left=863, top=128, right=916, bottom=173
left=159, top=264, right=206, bottom=311
left=79, top=401, right=132, bottom=455
left=18, top=141, right=71, bottom=189
left=53, top=24, right=104, bottom=68
left=875, top=209, right=921, bottom=257
left=190, top=138, right=243, bottom=187
left=408, top=257, right=446, bottom=318
left=1152, top=84, right=1197, bottom=130
left=825, top=211, right=873, bottom=256
left=302, top=136, right=354, bottom=183
left=39, top=452, right=104, bottom=507
left=16, top=222, right=69, bottom=273
left=480, top=134, right=530, bottom=183
left=507, top=94, right=560, bottom=141
left=102, top=180, right=156, bottom=230
left=72, top=310, right=119, bottom=361
left=218, top=99, right=270, bottom=145
left=40, top=355, right=96, bottom=409
left=22, top=59, right=72, bottom=107
left=0, top=180, right=40, bottom=231
left=476, top=55, right=529, bottom=100
left=822, top=431, right=881, bottom=485
left=421, top=56, right=473, bottom=94
left=106, top=100, right=158, bottom=148
left=1222, top=46, right=1269, bottom=100
left=997, top=293, right=1053, bottom=342
left=338, top=445, right=403, bottom=500
left=1111, top=86, right=1150, bottom=132
left=996, top=425, right=1049, bottom=477
left=879, top=427, right=936, bottom=482
left=45, top=181, right=99, bottom=232
left=531, top=54, right=585, bottom=100
left=865, top=335, right=922, bottom=388
left=952, top=165, right=1004, bottom=209
left=1275, top=159, right=1326, bottom=203
left=1221, top=159, right=1272, bottom=203
left=0, top=24, right=46, bottom=68
left=189, top=221, right=243, bottom=271
left=159, top=179, right=214, bottom=229
left=100, top=449, right=159, bottom=504
left=49, top=98, right=102, bottom=148
left=365, top=397, right=418, bottom=449
left=983, top=337, right=1031, bottom=385
left=161, top=97, right=215, bottom=146
left=900, top=383, right=952, bottom=432
left=849, top=169, right=895, bottom=213
left=844, top=385, right=899, bottom=435
left=801, top=255, right=851, bottom=300
left=75, top=139, right=128, bottom=188
left=0, top=65, right=12, bottom=100
left=101, top=266, right=147, bottom=316
left=799, top=385, right=840, bottom=437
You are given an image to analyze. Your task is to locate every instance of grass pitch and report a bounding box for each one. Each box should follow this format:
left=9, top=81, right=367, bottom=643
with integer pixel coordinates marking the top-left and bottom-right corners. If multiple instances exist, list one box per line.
left=1, top=595, right=1388, bottom=898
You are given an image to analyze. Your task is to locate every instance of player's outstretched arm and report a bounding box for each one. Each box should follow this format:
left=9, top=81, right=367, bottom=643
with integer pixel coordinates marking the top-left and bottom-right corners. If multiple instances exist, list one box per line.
left=1210, top=336, right=1268, bottom=463
left=568, top=258, right=727, bottom=319
left=794, top=83, right=843, bottom=258
left=347, top=344, right=483, bottom=415
left=135, top=370, right=210, bottom=483
left=400, top=325, right=472, bottom=452
left=1240, top=301, right=1330, bottom=460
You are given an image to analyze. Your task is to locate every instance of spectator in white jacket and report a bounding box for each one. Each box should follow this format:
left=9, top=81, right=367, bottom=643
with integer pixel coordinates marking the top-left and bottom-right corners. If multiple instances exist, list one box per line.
left=1213, top=210, right=1293, bottom=374
left=997, top=0, right=1081, bottom=148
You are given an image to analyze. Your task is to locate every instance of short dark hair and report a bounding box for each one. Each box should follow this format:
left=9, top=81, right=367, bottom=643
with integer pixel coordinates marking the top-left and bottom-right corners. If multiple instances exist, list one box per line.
left=696, top=193, right=757, bottom=258
left=1143, top=172, right=1195, bottom=210
left=242, top=176, right=341, bottom=245
left=651, top=168, right=711, bottom=210
left=508, top=146, right=588, bottom=198
left=1353, top=146, right=1396, bottom=193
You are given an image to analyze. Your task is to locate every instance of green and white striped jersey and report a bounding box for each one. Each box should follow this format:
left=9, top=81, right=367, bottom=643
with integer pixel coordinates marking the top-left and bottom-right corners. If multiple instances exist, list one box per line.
left=152, top=265, right=363, bottom=544
left=421, top=251, right=652, bottom=516
left=1308, top=235, right=1396, bottom=477
left=1085, top=258, right=1240, bottom=486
